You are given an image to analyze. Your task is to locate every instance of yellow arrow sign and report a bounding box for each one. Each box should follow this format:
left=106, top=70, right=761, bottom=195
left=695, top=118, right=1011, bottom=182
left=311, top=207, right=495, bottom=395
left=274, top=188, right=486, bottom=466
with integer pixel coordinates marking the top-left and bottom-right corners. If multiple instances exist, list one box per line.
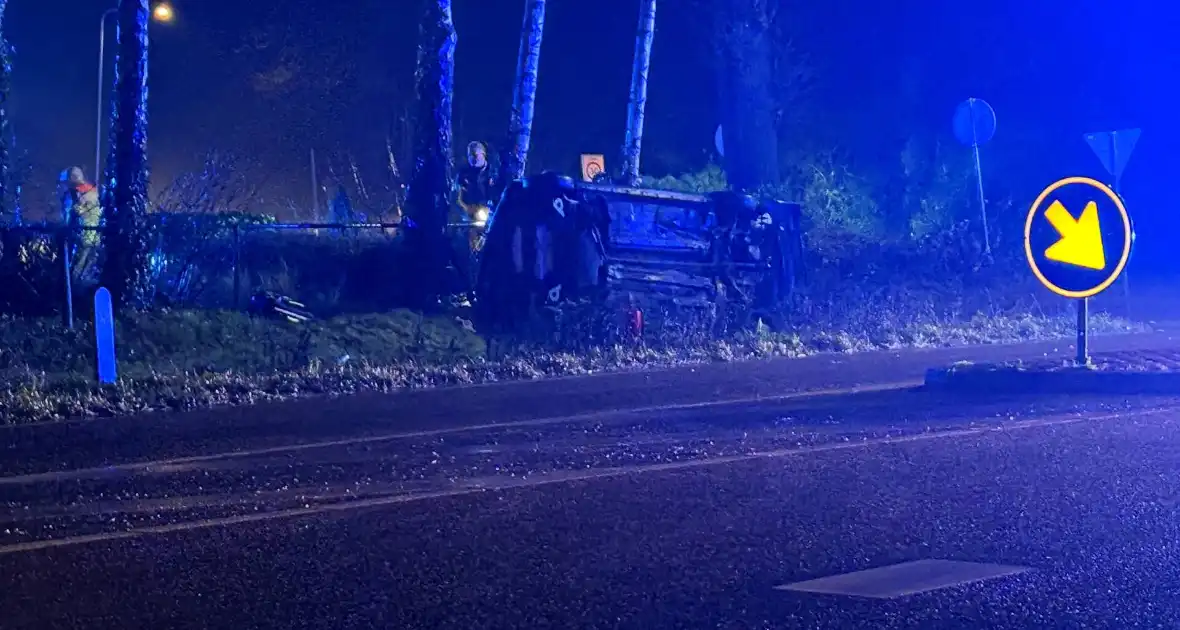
left=1043, top=200, right=1106, bottom=270
left=1024, top=176, right=1132, bottom=299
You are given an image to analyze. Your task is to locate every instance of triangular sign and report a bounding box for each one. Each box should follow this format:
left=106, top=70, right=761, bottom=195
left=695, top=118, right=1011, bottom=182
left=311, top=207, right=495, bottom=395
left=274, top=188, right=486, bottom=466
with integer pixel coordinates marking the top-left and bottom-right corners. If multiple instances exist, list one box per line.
left=1084, top=128, right=1141, bottom=180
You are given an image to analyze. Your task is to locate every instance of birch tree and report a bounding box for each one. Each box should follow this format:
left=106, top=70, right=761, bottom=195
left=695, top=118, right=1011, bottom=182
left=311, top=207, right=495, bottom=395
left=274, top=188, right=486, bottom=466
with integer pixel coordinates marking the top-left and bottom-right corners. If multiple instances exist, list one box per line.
left=619, top=0, right=656, bottom=186
left=501, top=0, right=546, bottom=183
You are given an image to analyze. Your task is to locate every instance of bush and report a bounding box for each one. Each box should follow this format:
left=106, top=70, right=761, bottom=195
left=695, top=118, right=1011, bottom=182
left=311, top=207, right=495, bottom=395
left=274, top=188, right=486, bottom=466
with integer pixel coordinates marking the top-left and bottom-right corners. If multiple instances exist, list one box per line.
left=149, top=211, right=276, bottom=307
left=641, top=163, right=728, bottom=194
left=0, top=231, right=67, bottom=317
left=642, top=156, right=883, bottom=237
left=794, top=155, right=882, bottom=237
left=903, top=137, right=978, bottom=239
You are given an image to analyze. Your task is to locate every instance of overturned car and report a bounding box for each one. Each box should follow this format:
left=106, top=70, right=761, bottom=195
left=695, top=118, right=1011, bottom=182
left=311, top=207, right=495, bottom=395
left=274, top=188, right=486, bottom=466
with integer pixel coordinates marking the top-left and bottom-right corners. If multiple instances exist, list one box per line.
left=473, top=172, right=804, bottom=337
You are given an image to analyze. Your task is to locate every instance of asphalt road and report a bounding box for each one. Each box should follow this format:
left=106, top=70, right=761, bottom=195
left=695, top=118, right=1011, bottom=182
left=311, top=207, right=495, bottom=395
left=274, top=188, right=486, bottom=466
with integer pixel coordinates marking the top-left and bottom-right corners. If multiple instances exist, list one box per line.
left=3, top=380, right=1180, bottom=628
left=4, top=327, right=1179, bottom=477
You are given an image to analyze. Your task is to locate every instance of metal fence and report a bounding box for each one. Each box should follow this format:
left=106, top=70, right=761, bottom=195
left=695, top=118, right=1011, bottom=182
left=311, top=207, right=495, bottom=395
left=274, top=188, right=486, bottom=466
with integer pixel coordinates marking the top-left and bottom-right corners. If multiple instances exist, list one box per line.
left=0, top=220, right=478, bottom=326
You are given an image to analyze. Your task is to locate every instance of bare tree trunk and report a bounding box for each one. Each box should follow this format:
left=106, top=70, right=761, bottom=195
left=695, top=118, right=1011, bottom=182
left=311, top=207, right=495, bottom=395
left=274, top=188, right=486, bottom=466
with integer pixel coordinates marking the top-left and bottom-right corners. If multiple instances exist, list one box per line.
left=714, top=0, right=778, bottom=193
left=501, top=0, right=546, bottom=184
left=0, top=0, right=13, bottom=224
left=100, top=0, right=153, bottom=308
left=405, top=0, right=457, bottom=309
left=619, top=0, right=656, bottom=186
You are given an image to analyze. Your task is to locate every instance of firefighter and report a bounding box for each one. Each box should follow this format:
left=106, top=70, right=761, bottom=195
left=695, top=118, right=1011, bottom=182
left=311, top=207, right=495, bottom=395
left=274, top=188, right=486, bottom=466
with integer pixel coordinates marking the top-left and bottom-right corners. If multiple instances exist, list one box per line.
left=59, top=166, right=101, bottom=280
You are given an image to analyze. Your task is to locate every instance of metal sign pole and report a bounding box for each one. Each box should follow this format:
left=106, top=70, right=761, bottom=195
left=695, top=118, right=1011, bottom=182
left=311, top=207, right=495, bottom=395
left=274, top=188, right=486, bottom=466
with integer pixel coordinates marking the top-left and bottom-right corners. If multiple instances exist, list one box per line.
left=953, top=98, right=996, bottom=257
left=1084, top=128, right=1140, bottom=319
left=61, top=230, right=74, bottom=330
left=310, top=148, right=320, bottom=218
left=1025, top=177, right=1130, bottom=368
left=972, top=143, right=990, bottom=256
left=1110, top=133, right=1131, bottom=318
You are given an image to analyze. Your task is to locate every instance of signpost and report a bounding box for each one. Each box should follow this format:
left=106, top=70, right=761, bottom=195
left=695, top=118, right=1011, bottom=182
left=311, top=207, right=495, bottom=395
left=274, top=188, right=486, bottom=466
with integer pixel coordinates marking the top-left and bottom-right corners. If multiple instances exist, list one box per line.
left=1084, top=129, right=1140, bottom=188
left=1024, top=176, right=1133, bottom=365
left=1083, top=128, right=1140, bottom=314
left=94, top=287, right=117, bottom=384
left=953, top=98, right=997, bottom=255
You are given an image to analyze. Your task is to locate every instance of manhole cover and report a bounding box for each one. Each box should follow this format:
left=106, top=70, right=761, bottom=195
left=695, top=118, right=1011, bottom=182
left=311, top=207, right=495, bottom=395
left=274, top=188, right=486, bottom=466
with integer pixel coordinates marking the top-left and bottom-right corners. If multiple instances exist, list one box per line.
left=775, top=559, right=1031, bottom=599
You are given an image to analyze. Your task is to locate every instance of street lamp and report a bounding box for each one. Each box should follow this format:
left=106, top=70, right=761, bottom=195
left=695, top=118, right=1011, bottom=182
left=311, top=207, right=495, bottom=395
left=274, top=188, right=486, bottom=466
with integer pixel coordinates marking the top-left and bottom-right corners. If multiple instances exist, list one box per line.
left=152, top=3, right=175, bottom=23
left=94, top=2, right=176, bottom=186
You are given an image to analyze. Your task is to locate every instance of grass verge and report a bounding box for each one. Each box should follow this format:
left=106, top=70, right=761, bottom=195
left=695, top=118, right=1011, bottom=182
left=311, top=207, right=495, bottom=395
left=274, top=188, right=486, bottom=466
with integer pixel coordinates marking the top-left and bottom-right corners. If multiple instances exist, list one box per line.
left=0, top=308, right=1145, bottom=425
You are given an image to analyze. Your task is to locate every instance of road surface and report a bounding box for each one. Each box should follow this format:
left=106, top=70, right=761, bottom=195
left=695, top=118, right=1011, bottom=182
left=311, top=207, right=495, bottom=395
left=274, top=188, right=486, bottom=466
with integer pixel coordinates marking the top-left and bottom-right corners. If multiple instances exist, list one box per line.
left=4, top=327, right=1179, bottom=476
left=3, top=373, right=1180, bottom=628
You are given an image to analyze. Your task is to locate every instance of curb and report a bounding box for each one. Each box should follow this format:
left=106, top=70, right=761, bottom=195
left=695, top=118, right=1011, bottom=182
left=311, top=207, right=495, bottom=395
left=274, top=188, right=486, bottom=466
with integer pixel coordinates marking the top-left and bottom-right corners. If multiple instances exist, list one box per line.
left=924, top=365, right=1180, bottom=396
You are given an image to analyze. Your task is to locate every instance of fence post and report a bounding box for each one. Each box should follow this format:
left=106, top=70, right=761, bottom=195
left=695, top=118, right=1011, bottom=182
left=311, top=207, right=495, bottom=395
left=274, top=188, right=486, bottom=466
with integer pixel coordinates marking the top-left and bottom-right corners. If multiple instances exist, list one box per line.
left=231, top=223, right=241, bottom=309
left=61, top=225, right=75, bottom=329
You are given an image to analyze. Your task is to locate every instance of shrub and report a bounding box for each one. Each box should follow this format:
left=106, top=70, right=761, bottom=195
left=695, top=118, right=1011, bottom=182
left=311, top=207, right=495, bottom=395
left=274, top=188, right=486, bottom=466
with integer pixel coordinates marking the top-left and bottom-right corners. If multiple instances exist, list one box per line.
left=149, top=211, right=276, bottom=307
left=0, top=231, right=67, bottom=317
left=642, top=157, right=883, bottom=238
left=641, top=163, right=728, bottom=193
left=794, top=155, right=881, bottom=237
left=900, top=137, right=980, bottom=240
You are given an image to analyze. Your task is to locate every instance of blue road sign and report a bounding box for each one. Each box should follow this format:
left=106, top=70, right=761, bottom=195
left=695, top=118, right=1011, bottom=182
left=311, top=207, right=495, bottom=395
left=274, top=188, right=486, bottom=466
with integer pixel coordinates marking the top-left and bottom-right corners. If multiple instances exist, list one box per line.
left=1024, top=177, right=1134, bottom=299
left=94, top=287, right=117, bottom=385
left=1084, top=129, right=1140, bottom=181
left=953, top=98, right=997, bottom=147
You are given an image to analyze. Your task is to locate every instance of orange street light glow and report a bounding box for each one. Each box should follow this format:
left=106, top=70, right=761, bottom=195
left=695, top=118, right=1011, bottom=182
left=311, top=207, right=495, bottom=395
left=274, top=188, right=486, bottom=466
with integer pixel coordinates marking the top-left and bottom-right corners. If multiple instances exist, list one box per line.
left=152, top=3, right=175, bottom=23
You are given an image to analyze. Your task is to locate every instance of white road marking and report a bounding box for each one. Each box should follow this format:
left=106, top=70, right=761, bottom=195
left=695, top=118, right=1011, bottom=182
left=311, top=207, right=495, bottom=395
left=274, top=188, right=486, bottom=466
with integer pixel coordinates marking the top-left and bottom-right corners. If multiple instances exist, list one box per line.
left=775, top=559, right=1032, bottom=599
left=0, top=405, right=1169, bottom=557
left=0, top=381, right=917, bottom=486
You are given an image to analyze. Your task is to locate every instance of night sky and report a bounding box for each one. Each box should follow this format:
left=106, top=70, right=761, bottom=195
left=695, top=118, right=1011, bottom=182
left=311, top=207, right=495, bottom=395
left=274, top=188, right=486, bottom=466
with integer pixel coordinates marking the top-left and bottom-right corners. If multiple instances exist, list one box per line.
left=6, top=0, right=1176, bottom=222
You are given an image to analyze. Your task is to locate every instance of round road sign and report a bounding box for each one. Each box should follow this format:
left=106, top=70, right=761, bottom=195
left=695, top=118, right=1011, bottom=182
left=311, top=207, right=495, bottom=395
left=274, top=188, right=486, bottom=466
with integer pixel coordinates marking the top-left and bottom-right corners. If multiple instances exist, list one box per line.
left=1023, top=176, right=1133, bottom=299
left=953, top=98, right=997, bottom=147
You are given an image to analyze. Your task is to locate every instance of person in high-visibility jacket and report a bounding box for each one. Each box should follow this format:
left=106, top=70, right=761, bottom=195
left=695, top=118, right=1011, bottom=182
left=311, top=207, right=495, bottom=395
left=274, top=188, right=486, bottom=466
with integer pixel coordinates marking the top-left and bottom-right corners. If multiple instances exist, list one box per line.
left=60, top=166, right=101, bottom=278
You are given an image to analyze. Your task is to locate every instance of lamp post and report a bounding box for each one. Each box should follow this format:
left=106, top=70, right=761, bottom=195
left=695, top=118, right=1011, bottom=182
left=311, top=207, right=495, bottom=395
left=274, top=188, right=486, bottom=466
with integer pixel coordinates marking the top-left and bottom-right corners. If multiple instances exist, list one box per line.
left=95, top=2, right=174, bottom=186
left=95, top=7, right=116, bottom=186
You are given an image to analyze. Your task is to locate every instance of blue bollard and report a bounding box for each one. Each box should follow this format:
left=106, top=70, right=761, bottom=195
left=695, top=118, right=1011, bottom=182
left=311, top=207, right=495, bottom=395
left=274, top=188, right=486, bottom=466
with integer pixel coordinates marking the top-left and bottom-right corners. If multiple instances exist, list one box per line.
left=94, top=287, right=117, bottom=385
